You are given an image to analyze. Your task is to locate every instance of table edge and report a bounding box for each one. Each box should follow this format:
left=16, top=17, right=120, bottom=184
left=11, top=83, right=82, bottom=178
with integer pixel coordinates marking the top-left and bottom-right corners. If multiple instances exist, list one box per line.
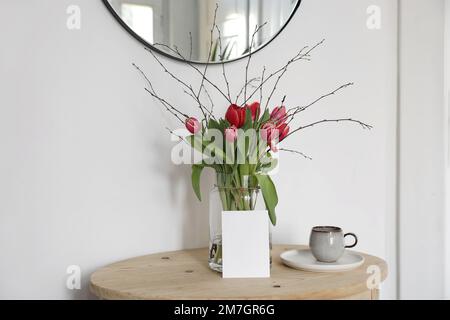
left=89, top=245, right=388, bottom=300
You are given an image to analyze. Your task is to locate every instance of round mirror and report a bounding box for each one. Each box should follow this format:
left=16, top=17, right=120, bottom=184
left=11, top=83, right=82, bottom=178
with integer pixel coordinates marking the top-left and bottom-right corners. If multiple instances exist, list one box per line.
left=103, top=0, right=301, bottom=64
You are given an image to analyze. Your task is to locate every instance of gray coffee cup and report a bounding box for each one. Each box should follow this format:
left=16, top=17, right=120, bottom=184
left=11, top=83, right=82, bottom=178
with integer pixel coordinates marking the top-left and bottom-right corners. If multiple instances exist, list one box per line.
left=309, top=226, right=358, bottom=263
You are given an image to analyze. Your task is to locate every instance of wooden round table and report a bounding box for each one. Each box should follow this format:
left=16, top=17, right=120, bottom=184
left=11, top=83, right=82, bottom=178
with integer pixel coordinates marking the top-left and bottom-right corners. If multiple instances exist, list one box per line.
left=90, top=244, right=387, bottom=300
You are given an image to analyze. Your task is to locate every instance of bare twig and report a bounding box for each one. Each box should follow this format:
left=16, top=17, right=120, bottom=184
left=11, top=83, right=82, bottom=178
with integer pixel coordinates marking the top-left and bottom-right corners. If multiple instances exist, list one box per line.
left=144, top=47, right=193, bottom=96
left=265, top=44, right=310, bottom=109
left=197, top=4, right=219, bottom=100
left=133, top=63, right=187, bottom=124
left=260, top=66, right=266, bottom=104
left=279, top=148, right=312, bottom=160
left=166, top=127, right=191, bottom=147
left=244, top=23, right=267, bottom=102
left=242, top=39, right=325, bottom=107
left=215, top=25, right=231, bottom=101
left=143, top=46, right=209, bottom=120
left=153, top=43, right=231, bottom=103
left=202, top=86, right=214, bottom=117
left=144, top=88, right=186, bottom=123
left=285, top=118, right=373, bottom=140
left=235, top=77, right=260, bottom=104
left=181, top=89, right=214, bottom=119
left=286, top=82, right=354, bottom=124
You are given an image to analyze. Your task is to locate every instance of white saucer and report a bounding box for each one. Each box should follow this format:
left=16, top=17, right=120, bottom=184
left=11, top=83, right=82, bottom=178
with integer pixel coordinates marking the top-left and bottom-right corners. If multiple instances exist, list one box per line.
left=280, top=249, right=365, bottom=272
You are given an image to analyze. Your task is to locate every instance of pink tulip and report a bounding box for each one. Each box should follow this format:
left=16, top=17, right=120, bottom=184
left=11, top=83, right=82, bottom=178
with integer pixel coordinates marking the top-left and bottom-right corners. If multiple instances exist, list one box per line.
left=277, top=123, right=290, bottom=141
left=270, top=106, right=287, bottom=123
left=260, top=122, right=276, bottom=142
left=260, top=121, right=290, bottom=152
left=225, top=125, right=238, bottom=142
left=185, top=117, right=200, bottom=134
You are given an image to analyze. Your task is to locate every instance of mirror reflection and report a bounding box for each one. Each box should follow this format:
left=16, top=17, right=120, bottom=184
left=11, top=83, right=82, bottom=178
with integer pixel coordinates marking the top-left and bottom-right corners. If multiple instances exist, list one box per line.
left=105, top=0, right=301, bottom=63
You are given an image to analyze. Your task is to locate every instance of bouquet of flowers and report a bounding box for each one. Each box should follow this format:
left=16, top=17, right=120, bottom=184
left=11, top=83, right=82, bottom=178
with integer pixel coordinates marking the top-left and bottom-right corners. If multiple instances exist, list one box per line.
left=133, top=6, right=371, bottom=229
left=185, top=101, right=294, bottom=226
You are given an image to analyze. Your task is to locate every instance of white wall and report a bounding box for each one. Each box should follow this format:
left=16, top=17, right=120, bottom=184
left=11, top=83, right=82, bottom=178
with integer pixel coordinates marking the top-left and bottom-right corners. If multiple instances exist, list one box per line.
left=0, top=0, right=398, bottom=299
left=398, top=0, right=446, bottom=299
left=445, top=0, right=450, bottom=300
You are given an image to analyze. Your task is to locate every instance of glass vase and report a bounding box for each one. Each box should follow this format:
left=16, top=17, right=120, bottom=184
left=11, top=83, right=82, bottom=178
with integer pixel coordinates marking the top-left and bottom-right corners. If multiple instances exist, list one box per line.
left=208, top=172, right=271, bottom=272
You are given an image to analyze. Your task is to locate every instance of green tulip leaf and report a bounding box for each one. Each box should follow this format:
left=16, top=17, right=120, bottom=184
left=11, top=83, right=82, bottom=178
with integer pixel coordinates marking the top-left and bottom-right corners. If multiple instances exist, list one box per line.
left=187, top=134, right=204, bottom=154
left=207, top=119, right=220, bottom=130
left=191, top=164, right=204, bottom=201
left=242, top=108, right=253, bottom=131
left=258, top=108, right=270, bottom=127
left=256, top=174, right=278, bottom=225
left=260, top=158, right=278, bottom=173
left=187, top=134, right=232, bottom=164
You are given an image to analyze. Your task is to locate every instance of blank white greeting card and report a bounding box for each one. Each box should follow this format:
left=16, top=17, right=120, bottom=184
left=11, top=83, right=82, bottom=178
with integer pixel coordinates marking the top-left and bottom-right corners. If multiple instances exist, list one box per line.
left=221, top=210, right=270, bottom=278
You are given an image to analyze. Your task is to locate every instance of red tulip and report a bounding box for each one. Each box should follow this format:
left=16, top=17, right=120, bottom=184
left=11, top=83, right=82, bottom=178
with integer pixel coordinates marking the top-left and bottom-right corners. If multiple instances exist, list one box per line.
left=225, top=104, right=246, bottom=128
left=225, top=125, right=238, bottom=142
left=246, top=102, right=260, bottom=121
left=185, top=117, right=200, bottom=134
left=270, top=106, right=287, bottom=123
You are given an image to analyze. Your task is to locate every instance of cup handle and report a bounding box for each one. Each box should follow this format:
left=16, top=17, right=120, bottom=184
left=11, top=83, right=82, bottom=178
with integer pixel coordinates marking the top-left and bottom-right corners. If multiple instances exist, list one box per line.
left=344, top=233, right=358, bottom=248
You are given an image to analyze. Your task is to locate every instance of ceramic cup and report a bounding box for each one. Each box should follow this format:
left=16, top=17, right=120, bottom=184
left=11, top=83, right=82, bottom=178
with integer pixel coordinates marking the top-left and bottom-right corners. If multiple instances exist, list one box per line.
left=309, top=226, right=358, bottom=263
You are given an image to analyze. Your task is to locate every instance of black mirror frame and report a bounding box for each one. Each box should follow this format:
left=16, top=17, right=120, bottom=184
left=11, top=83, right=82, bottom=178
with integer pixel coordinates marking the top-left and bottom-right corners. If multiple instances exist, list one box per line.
left=102, top=0, right=302, bottom=65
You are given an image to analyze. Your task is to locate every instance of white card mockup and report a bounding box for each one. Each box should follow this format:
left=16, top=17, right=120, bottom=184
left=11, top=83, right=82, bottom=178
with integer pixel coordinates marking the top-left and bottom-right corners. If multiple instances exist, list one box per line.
left=221, top=210, right=270, bottom=278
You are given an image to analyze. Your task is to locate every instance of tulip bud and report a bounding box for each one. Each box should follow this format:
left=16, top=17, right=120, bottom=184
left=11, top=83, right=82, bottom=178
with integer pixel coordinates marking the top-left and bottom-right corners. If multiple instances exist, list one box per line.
left=225, top=125, right=238, bottom=142
left=185, top=117, right=200, bottom=134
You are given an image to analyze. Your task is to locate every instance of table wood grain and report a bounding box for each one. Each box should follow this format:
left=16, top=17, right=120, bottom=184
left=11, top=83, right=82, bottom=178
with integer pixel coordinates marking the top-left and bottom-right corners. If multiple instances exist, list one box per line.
left=90, top=244, right=387, bottom=300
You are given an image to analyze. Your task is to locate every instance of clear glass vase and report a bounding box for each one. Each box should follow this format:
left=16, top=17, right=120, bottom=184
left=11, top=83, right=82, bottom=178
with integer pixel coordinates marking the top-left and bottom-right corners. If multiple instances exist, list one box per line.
left=208, top=172, right=271, bottom=272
